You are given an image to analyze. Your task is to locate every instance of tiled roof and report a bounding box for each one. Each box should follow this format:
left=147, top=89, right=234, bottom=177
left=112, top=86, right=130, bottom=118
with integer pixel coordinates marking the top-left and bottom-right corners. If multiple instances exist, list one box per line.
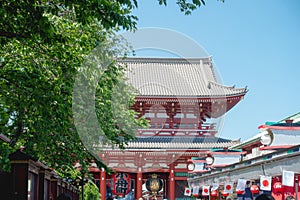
left=133, top=136, right=230, bottom=143
left=118, top=57, right=247, bottom=97
left=125, top=136, right=239, bottom=149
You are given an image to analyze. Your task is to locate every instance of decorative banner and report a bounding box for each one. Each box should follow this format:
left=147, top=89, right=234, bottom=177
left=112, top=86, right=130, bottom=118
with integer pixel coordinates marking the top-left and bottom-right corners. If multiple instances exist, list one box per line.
left=236, top=179, right=247, bottom=191
left=236, top=189, right=245, bottom=195
left=211, top=190, right=218, bottom=197
left=282, top=170, right=294, bottom=187
left=221, top=190, right=229, bottom=197
left=112, top=173, right=131, bottom=197
left=224, top=182, right=233, bottom=193
left=184, top=187, right=192, bottom=196
left=211, top=183, right=219, bottom=191
left=273, top=182, right=283, bottom=193
left=260, top=175, right=272, bottom=191
left=192, top=186, right=200, bottom=197
left=250, top=185, right=260, bottom=194
left=202, top=186, right=210, bottom=196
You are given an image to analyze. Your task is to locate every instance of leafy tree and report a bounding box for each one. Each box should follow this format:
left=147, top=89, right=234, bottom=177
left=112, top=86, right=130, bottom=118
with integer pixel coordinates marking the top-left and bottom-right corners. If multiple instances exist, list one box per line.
left=0, top=5, right=145, bottom=174
left=83, top=180, right=101, bottom=200
left=159, top=0, right=224, bottom=15
left=0, top=0, right=221, bottom=174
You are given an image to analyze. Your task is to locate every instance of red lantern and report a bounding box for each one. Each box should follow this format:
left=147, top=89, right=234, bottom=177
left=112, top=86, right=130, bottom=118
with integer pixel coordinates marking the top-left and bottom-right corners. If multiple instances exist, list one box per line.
left=236, top=189, right=245, bottom=195
left=273, top=182, right=283, bottom=193
left=111, top=173, right=131, bottom=197
left=250, top=185, right=260, bottom=194
left=221, top=190, right=229, bottom=197
left=211, top=190, right=218, bottom=197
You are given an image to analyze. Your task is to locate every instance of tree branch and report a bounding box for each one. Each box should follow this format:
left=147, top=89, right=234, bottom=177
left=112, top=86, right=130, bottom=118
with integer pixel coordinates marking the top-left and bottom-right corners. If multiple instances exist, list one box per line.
left=0, top=30, right=26, bottom=38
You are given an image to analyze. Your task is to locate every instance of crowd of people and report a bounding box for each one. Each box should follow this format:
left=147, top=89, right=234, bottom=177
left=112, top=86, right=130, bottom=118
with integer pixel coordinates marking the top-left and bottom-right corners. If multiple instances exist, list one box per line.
left=55, top=192, right=297, bottom=200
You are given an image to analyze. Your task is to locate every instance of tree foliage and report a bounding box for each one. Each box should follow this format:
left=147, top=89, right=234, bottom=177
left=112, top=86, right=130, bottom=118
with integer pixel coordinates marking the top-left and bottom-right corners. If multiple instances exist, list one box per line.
left=158, top=0, right=224, bottom=15
left=0, top=0, right=220, bottom=175
left=0, top=1, right=146, bottom=174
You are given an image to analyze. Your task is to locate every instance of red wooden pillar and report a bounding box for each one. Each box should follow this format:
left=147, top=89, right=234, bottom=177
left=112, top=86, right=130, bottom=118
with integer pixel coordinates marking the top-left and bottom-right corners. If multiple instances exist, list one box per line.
left=169, top=163, right=175, bottom=200
left=136, top=168, right=143, bottom=199
left=100, top=168, right=106, bottom=200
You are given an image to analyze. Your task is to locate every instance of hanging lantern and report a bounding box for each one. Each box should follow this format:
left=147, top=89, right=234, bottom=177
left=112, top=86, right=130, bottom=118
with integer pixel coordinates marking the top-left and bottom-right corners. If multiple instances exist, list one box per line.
left=211, top=190, right=218, bottom=197
left=221, top=190, right=229, bottom=197
left=193, top=193, right=199, bottom=198
left=236, top=189, right=245, bottom=195
left=111, top=173, right=131, bottom=197
left=273, top=182, right=283, bottom=193
left=146, top=174, right=163, bottom=195
left=202, top=186, right=210, bottom=196
left=250, top=185, right=260, bottom=194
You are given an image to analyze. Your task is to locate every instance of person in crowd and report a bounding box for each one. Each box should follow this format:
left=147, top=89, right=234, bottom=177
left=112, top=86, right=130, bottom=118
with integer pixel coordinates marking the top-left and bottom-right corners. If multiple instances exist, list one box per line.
left=285, top=196, right=296, bottom=200
left=255, top=193, right=275, bottom=200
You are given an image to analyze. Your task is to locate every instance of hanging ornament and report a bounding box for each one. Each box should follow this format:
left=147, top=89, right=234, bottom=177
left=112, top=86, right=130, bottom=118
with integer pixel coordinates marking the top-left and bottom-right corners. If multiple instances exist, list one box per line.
left=111, top=173, right=131, bottom=197
left=250, top=185, right=260, bottom=194
left=273, top=182, right=283, bottom=193
left=221, top=190, right=229, bottom=197
left=224, top=182, right=233, bottom=193
left=236, top=189, right=245, bottom=195
left=211, top=190, right=218, bottom=197
left=202, top=186, right=210, bottom=196
left=260, top=175, right=272, bottom=191
left=145, top=174, right=163, bottom=195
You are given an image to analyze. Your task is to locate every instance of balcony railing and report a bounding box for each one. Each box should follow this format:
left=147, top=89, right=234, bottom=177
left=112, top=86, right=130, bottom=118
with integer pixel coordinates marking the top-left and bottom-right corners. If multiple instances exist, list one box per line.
left=137, top=123, right=217, bottom=136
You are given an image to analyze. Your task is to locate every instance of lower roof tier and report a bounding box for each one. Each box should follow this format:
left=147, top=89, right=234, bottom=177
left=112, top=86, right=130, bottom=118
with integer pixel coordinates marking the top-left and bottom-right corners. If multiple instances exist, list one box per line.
left=99, top=136, right=240, bottom=150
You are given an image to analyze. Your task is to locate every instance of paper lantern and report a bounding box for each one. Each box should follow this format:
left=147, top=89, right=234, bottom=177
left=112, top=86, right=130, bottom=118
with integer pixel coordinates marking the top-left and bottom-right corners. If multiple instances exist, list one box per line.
left=192, top=186, right=200, bottom=197
left=184, top=188, right=191, bottom=196
left=221, top=190, right=229, bottom=197
left=250, top=185, right=260, bottom=194
left=146, top=174, right=163, bottom=195
left=112, top=173, right=131, bottom=197
left=236, top=189, right=245, bottom=195
left=260, top=176, right=272, bottom=191
left=202, top=186, right=210, bottom=196
left=211, top=190, right=218, bottom=197
left=224, top=182, right=233, bottom=193
left=273, top=182, right=283, bottom=193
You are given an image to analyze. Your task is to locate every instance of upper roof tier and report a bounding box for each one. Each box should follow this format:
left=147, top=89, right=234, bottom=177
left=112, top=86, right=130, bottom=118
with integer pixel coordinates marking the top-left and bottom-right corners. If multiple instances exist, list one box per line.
left=118, top=57, right=247, bottom=98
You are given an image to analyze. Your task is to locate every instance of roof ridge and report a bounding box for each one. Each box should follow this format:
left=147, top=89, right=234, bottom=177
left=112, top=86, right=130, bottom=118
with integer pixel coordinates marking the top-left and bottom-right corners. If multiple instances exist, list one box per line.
left=208, top=81, right=248, bottom=92
left=117, top=56, right=212, bottom=64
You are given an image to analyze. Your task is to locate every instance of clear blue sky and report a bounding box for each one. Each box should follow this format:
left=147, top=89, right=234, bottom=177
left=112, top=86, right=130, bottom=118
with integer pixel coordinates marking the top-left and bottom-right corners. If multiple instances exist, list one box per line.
left=127, top=0, right=300, bottom=141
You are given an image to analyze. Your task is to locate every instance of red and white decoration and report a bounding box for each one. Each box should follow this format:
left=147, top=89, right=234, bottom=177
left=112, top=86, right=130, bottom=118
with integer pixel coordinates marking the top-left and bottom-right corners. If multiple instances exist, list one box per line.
left=184, top=187, right=192, bottom=196
left=211, top=190, right=218, bottom=197
left=192, top=186, right=200, bottom=197
left=273, top=182, right=283, bottom=193
left=224, top=182, right=233, bottom=193
left=260, top=175, right=272, bottom=191
left=250, top=185, right=260, bottom=194
left=202, top=186, right=210, bottom=196
left=282, top=170, right=294, bottom=187
left=236, top=179, right=247, bottom=193
left=236, top=189, right=245, bottom=195
left=221, top=190, right=229, bottom=197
